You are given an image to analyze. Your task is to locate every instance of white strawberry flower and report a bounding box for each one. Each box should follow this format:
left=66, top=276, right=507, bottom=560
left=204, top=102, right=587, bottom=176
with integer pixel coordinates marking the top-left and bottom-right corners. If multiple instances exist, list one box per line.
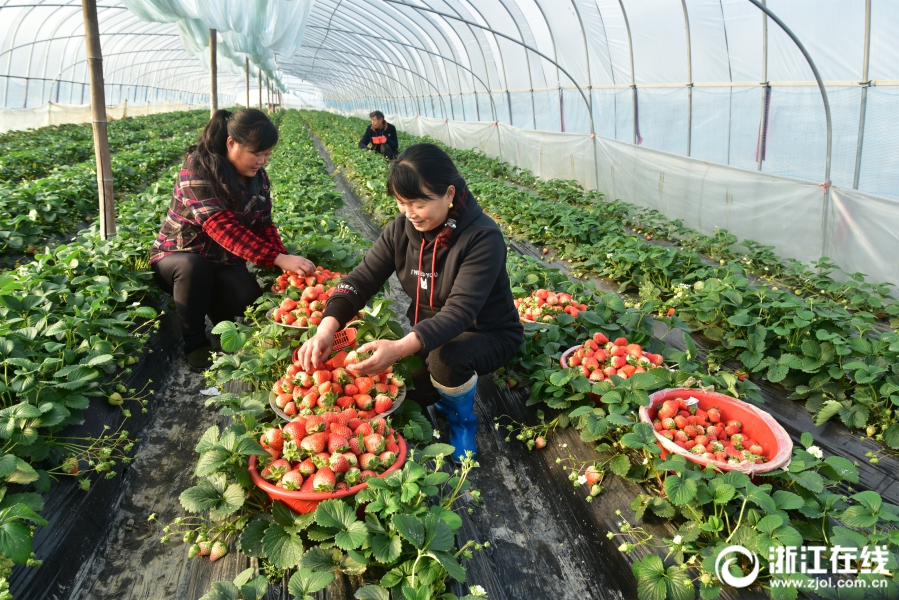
left=807, top=445, right=823, bottom=459
left=469, top=585, right=488, bottom=598
left=433, top=429, right=441, bottom=439
left=577, top=475, right=587, bottom=486
left=672, top=535, right=682, bottom=545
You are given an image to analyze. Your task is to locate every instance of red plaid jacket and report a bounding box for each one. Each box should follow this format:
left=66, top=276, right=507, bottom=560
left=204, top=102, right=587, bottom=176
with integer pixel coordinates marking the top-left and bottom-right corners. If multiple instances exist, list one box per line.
left=150, top=155, right=287, bottom=266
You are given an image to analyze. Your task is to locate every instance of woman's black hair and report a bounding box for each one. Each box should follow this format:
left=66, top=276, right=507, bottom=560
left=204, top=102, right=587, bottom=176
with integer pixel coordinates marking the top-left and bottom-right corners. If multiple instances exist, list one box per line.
left=187, top=108, right=279, bottom=205
left=386, top=143, right=468, bottom=247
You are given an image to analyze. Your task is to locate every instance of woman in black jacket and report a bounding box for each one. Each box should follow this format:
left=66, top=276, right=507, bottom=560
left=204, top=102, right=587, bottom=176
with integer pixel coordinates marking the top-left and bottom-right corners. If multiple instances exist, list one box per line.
left=297, top=143, right=523, bottom=460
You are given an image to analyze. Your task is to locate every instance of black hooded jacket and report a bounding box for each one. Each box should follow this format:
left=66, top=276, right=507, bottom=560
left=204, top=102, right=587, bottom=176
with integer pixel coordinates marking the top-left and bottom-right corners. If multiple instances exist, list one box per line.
left=358, top=122, right=399, bottom=153
left=322, top=193, right=523, bottom=352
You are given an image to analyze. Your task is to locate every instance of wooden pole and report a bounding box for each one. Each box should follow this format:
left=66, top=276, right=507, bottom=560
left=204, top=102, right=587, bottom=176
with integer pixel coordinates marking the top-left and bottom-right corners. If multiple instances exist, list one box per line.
left=245, top=57, right=250, bottom=107
left=258, top=69, right=262, bottom=110
left=81, top=0, right=115, bottom=239
left=209, top=28, right=218, bottom=116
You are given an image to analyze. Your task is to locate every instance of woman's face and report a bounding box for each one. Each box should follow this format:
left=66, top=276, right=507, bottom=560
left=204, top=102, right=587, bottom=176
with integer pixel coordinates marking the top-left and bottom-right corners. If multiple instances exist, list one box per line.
left=396, top=184, right=454, bottom=232
left=226, top=136, right=273, bottom=180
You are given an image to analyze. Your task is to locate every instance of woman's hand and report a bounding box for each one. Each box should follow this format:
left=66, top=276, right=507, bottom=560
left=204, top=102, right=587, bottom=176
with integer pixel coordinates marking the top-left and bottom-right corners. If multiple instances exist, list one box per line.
left=274, top=253, right=315, bottom=276
left=296, top=317, right=340, bottom=371
left=347, top=332, right=423, bottom=376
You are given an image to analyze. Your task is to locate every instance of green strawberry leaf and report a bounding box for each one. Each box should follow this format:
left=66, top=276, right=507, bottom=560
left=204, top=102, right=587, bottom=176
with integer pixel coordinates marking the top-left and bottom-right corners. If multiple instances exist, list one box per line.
left=371, top=533, right=402, bottom=563
left=393, top=513, right=425, bottom=549
left=262, top=523, right=305, bottom=568
left=198, top=582, right=239, bottom=600
left=664, top=475, right=698, bottom=506
left=632, top=555, right=666, bottom=600
left=288, top=568, right=335, bottom=597
left=238, top=516, right=271, bottom=558
left=354, top=585, right=390, bottom=600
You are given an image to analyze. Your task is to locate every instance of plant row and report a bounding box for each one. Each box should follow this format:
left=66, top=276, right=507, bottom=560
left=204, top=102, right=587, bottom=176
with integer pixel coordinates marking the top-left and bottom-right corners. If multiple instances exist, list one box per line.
left=0, top=110, right=208, bottom=184
left=301, top=110, right=899, bottom=600
left=301, top=111, right=899, bottom=452
left=158, top=110, right=489, bottom=600
left=2, top=115, right=210, bottom=588
left=0, top=111, right=209, bottom=257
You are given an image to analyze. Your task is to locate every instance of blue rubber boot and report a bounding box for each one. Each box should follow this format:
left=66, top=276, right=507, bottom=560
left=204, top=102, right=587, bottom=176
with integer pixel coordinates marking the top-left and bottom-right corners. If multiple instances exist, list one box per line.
left=431, top=374, right=479, bottom=461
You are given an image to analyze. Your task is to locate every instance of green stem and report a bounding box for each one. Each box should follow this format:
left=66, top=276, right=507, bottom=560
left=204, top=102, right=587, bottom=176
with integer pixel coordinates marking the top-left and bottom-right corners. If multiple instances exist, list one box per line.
left=724, top=496, right=749, bottom=544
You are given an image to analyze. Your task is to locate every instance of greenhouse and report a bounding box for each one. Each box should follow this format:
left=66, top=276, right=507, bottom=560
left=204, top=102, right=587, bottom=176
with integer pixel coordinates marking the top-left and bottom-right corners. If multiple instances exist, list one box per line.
left=0, top=1, right=897, bottom=599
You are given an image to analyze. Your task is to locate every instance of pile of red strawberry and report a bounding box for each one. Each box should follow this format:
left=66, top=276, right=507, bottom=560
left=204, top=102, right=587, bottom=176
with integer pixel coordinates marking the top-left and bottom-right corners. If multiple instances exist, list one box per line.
left=270, top=267, right=344, bottom=327
left=272, top=349, right=404, bottom=419
left=258, top=415, right=401, bottom=492
left=516, top=289, right=588, bottom=322
left=566, top=332, right=665, bottom=381
left=652, top=397, right=768, bottom=464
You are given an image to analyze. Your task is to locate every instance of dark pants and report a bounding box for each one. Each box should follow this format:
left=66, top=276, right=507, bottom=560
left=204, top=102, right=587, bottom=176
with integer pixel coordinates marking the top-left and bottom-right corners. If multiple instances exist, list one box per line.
left=408, top=330, right=520, bottom=408
left=374, top=143, right=398, bottom=160
left=152, top=253, right=262, bottom=354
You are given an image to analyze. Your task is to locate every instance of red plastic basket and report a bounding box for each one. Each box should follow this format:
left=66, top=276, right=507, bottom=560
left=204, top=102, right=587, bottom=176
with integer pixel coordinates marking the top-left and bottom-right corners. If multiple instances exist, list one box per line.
left=248, top=435, right=407, bottom=514
left=291, top=328, right=357, bottom=363
left=639, top=389, right=792, bottom=474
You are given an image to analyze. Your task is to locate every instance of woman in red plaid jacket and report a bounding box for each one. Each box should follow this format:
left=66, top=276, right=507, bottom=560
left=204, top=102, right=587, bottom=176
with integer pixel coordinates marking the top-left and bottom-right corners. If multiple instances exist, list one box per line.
left=150, top=108, right=314, bottom=370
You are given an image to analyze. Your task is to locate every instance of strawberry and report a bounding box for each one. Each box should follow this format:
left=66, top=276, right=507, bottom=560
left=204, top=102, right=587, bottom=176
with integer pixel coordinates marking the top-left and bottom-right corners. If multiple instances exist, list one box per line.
left=330, top=423, right=353, bottom=438
left=584, top=465, right=601, bottom=486
left=354, top=394, right=374, bottom=410
left=280, top=470, right=304, bottom=491
left=684, top=440, right=697, bottom=450
left=653, top=420, right=663, bottom=432
left=374, top=395, right=394, bottom=414
left=263, top=428, right=284, bottom=451
left=726, top=420, right=741, bottom=430
left=683, top=425, right=697, bottom=439
left=593, top=332, right=609, bottom=345
left=300, top=476, right=316, bottom=492
left=300, top=432, right=328, bottom=455
left=342, top=452, right=358, bottom=468
left=359, top=469, right=378, bottom=482
left=318, top=381, right=333, bottom=395
left=359, top=453, right=380, bottom=470
left=724, top=424, right=741, bottom=437
left=330, top=454, right=350, bottom=473
left=348, top=436, right=364, bottom=455
left=344, top=467, right=362, bottom=485
left=626, top=343, right=642, bottom=357
left=535, top=436, right=547, bottom=449
left=354, top=422, right=374, bottom=436
left=197, top=540, right=212, bottom=557
left=661, top=417, right=676, bottom=430
left=313, top=467, right=336, bottom=492
left=264, top=459, right=291, bottom=482
left=312, top=452, right=332, bottom=469
left=283, top=421, right=306, bottom=442
left=301, top=391, right=319, bottom=410
left=730, top=433, right=745, bottom=443
left=660, top=431, right=674, bottom=441
left=297, top=458, right=316, bottom=477
left=364, top=434, right=386, bottom=454
left=305, top=415, right=326, bottom=433
left=312, top=370, right=332, bottom=385
left=276, top=392, right=292, bottom=408
left=328, top=434, right=350, bottom=454
left=691, top=444, right=707, bottom=455
left=378, top=450, right=398, bottom=468
left=344, top=383, right=359, bottom=396
left=610, top=356, right=627, bottom=369
left=674, top=430, right=688, bottom=443
left=354, top=377, right=375, bottom=395
left=370, top=418, right=388, bottom=435
left=749, top=444, right=764, bottom=456
left=614, top=337, right=628, bottom=346
left=673, top=416, right=688, bottom=430
left=336, top=482, right=349, bottom=491
left=322, top=412, right=340, bottom=425
left=695, top=435, right=709, bottom=447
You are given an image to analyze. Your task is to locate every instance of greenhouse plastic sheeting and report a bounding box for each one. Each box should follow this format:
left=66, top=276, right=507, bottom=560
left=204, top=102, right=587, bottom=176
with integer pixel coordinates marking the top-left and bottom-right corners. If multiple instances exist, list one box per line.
left=0, top=100, right=203, bottom=133
left=343, top=109, right=898, bottom=287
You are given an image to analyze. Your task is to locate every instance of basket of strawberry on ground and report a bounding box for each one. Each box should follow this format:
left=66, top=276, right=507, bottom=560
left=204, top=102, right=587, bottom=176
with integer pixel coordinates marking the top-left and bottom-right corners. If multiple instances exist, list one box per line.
left=269, top=348, right=405, bottom=422
left=516, top=289, right=588, bottom=324
left=560, top=332, right=666, bottom=404
left=639, top=388, right=792, bottom=474
left=267, top=266, right=345, bottom=329
left=249, top=416, right=407, bottom=514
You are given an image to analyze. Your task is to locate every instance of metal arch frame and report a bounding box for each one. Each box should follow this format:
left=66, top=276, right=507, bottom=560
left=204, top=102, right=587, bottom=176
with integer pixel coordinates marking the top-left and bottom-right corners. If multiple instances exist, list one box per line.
left=569, top=0, right=593, bottom=133
left=717, top=0, right=734, bottom=164
left=306, top=25, right=498, bottom=122
left=528, top=0, right=564, bottom=130
left=586, top=0, right=619, bottom=139
left=615, top=0, right=637, bottom=144
left=312, top=1, right=443, bottom=116
left=298, top=56, right=422, bottom=110
left=304, top=0, right=486, bottom=120
left=680, top=0, right=693, bottom=156
left=853, top=0, right=872, bottom=190
left=744, top=0, right=833, bottom=264
left=310, top=44, right=449, bottom=117
left=449, top=0, right=513, bottom=123
left=382, top=0, right=591, bottom=123
left=306, top=1, right=437, bottom=117
left=419, top=0, right=496, bottom=121
left=495, top=0, right=538, bottom=128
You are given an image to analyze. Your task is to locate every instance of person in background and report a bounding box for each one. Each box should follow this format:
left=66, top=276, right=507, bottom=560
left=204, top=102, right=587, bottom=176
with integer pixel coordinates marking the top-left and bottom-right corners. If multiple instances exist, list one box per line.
left=358, top=110, right=399, bottom=159
left=297, top=143, right=523, bottom=461
left=150, top=108, right=315, bottom=370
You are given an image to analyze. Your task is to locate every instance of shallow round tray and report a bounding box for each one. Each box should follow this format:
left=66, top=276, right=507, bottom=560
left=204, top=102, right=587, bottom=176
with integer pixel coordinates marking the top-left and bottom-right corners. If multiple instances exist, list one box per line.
left=266, top=308, right=310, bottom=331
left=270, top=386, right=407, bottom=423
